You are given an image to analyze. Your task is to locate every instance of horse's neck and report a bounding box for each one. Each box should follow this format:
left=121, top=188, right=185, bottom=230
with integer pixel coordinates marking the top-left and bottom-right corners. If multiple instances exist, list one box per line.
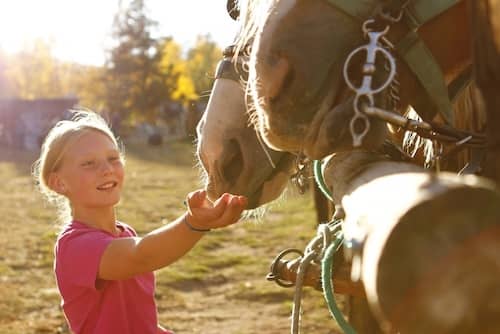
left=398, top=1, right=471, bottom=112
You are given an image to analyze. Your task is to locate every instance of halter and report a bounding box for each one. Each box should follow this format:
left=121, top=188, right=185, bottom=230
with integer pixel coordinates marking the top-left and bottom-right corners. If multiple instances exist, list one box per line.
left=214, top=45, right=249, bottom=82
left=214, top=44, right=280, bottom=170
left=326, top=0, right=463, bottom=146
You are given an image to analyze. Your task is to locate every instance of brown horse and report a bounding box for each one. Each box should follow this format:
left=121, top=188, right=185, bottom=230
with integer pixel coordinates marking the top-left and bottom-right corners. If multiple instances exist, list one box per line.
left=230, top=1, right=500, bottom=333
left=242, top=0, right=480, bottom=165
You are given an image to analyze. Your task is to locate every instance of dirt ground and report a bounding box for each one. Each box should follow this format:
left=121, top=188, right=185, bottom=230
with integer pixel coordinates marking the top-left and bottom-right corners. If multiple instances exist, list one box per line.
left=0, top=143, right=343, bottom=334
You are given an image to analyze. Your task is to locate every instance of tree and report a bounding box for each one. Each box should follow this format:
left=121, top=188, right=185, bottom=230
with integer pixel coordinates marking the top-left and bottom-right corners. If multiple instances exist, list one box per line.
left=185, top=35, right=222, bottom=99
left=105, top=0, right=167, bottom=122
left=4, top=39, right=62, bottom=99
left=158, top=37, right=196, bottom=102
left=58, top=63, right=108, bottom=110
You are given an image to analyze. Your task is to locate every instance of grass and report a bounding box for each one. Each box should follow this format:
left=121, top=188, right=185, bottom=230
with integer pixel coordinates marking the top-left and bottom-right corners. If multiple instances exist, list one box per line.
left=0, top=139, right=342, bottom=334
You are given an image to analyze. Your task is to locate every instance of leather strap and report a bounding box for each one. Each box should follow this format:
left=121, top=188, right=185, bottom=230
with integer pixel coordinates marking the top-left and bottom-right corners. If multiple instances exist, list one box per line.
left=214, top=59, right=242, bottom=82
left=395, top=30, right=455, bottom=123
left=325, top=0, right=462, bottom=124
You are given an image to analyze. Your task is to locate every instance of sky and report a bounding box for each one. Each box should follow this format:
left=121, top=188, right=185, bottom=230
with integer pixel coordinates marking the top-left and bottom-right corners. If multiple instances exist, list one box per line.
left=0, top=0, right=239, bottom=66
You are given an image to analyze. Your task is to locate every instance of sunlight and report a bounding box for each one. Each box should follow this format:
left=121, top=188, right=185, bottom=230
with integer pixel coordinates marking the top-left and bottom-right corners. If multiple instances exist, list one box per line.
left=0, top=0, right=117, bottom=65
left=0, top=0, right=238, bottom=66
left=0, top=0, right=237, bottom=66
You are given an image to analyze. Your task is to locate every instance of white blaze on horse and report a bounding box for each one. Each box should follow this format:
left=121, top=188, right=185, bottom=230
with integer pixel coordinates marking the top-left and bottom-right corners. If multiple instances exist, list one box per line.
left=196, top=44, right=296, bottom=209
left=197, top=0, right=339, bottom=213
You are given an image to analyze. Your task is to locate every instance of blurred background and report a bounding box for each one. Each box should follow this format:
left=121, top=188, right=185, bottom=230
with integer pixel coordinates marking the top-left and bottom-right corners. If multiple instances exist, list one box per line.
left=0, top=0, right=238, bottom=147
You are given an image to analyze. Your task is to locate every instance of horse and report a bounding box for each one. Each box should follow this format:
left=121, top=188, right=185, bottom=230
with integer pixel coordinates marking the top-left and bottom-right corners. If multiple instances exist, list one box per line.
left=196, top=44, right=297, bottom=210
left=241, top=0, right=483, bottom=165
left=223, top=0, right=500, bottom=333
left=196, top=2, right=333, bottom=221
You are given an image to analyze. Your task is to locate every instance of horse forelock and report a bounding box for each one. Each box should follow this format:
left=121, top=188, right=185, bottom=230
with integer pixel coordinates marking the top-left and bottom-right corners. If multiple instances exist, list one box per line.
left=234, top=0, right=272, bottom=54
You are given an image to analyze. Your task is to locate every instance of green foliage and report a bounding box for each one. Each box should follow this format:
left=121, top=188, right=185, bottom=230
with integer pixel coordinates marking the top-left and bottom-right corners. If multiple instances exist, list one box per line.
left=0, top=40, right=107, bottom=110
left=1, top=2, right=222, bottom=125
left=186, top=35, right=222, bottom=98
left=4, top=40, right=62, bottom=99
left=105, top=0, right=167, bottom=122
left=158, top=38, right=196, bottom=101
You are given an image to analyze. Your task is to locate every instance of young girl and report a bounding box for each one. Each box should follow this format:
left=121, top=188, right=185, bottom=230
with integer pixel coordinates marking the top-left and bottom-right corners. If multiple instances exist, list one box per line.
left=33, top=110, right=247, bottom=334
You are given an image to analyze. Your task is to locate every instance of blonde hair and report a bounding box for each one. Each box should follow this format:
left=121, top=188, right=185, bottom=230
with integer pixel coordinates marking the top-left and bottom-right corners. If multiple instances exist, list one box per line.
left=33, top=110, right=124, bottom=223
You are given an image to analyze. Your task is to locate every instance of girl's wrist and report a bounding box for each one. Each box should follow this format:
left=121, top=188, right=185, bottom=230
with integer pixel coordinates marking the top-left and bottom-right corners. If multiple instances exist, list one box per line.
left=183, top=214, right=211, bottom=233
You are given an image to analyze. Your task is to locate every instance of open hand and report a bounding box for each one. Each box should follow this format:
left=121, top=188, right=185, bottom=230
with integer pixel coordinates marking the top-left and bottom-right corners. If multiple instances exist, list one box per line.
left=185, top=190, right=247, bottom=230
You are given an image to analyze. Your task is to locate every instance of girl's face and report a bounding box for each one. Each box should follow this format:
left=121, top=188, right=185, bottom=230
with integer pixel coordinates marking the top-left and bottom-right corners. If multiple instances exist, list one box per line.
left=54, top=130, right=124, bottom=211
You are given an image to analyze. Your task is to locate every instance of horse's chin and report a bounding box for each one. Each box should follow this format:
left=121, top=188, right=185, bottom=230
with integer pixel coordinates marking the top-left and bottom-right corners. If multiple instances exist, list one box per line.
left=304, top=96, right=389, bottom=159
left=204, top=153, right=295, bottom=210
left=259, top=122, right=303, bottom=153
left=254, top=170, right=290, bottom=206
left=246, top=153, right=295, bottom=209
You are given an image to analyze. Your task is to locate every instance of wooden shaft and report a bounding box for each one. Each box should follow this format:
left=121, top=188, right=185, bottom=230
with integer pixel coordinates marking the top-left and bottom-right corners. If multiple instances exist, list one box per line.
left=470, top=0, right=500, bottom=185
left=270, top=257, right=364, bottom=297
left=323, top=151, right=500, bottom=333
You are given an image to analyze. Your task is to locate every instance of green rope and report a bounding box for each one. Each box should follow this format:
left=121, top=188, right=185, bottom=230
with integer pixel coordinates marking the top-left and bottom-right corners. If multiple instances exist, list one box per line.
left=313, top=160, right=334, bottom=202
left=321, top=232, right=357, bottom=334
left=314, top=161, right=356, bottom=333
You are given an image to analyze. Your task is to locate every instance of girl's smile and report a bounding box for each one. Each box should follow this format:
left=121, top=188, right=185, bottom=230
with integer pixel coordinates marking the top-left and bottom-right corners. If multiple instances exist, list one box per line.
left=52, top=129, right=125, bottom=215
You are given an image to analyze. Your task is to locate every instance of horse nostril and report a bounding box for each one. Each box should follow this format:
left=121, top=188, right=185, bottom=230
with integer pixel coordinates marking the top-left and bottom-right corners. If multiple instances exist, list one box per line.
left=220, top=139, right=244, bottom=186
left=264, top=56, right=291, bottom=99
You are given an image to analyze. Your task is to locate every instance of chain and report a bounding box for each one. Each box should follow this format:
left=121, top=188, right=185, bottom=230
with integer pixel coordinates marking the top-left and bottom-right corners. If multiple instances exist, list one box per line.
left=380, top=32, right=401, bottom=115
left=266, top=221, right=346, bottom=334
left=290, top=154, right=311, bottom=194
left=376, top=0, right=411, bottom=23
left=343, top=19, right=397, bottom=147
left=342, top=17, right=487, bottom=151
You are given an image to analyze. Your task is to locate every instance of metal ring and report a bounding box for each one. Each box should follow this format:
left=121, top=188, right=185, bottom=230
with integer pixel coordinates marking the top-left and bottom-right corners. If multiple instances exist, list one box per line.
left=343, top=44, right=396, bottom=95
left=362, top=19, right=390, bottom=35
left=350, top=95, right=372, bottom=147
left=266, top=248, right=304, bottom=288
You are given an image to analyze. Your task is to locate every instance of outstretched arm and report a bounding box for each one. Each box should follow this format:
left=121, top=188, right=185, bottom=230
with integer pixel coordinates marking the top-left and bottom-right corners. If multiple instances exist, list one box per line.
left=98, top=190, right=247, bottom=280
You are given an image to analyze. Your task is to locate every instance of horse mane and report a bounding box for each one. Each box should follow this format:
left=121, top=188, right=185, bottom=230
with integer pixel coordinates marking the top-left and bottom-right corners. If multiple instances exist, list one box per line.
left=226, top=0, right=269, bottom=135
left=402, top=81, right=486, bottom=170
left=234, top=0, right=269, bottom=54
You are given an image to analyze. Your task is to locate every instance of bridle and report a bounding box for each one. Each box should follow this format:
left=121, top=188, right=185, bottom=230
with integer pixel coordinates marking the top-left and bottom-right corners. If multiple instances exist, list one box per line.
left=325, top=0, right=486, bottom=153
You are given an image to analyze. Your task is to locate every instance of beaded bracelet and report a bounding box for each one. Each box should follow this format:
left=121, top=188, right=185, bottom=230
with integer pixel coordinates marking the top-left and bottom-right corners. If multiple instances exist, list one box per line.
left=183, top=215, right=211, bottom=233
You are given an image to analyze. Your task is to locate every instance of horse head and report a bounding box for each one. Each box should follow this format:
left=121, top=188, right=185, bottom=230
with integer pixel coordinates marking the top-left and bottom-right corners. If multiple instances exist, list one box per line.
left=196, top=45, right=295, bottom=209
left=245, top=0, right=471, bottom=159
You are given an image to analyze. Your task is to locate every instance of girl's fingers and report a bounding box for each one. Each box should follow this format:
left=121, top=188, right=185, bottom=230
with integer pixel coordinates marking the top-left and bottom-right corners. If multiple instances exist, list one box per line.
left=213, top=193, right=231, bottom=207
left=186, top=193, right=247, bottom=228
left=186, top=190, right=206, bottom=210
left=189, top=194, right=229, bottom=221
left=204, top=193, right=230, bottom=218
left=201, top=196, right=213, bottom=209
left=214, top=195, right=247, bottom=227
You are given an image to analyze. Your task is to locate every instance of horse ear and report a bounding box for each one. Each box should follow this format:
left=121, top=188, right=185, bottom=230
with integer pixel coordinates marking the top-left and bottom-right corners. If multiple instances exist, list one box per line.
left=226, top=0, right=240, bottom=21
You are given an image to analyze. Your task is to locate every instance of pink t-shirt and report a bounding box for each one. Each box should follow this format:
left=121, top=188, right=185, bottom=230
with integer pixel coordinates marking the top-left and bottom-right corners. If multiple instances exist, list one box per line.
left=54, top=221, right=172, bottom=334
